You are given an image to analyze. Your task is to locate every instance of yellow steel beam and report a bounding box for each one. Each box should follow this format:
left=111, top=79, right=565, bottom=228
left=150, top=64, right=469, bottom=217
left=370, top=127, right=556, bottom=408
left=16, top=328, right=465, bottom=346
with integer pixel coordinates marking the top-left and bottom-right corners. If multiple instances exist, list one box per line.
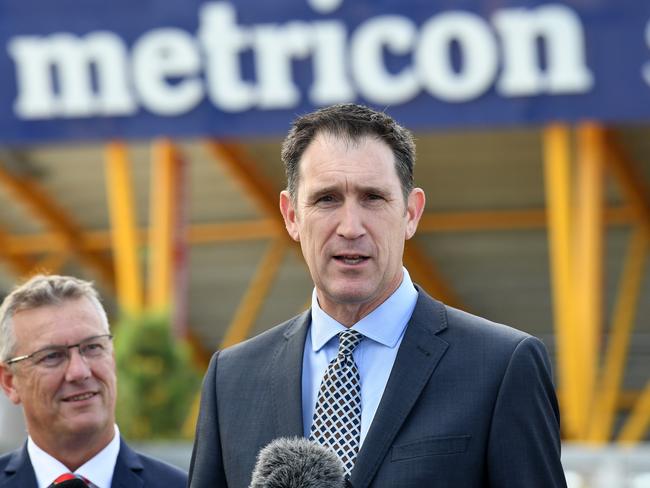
left=31, top=252, right=70, bottom=276
left=588, top=228, right=649, bottom=442
left=604, top=129, right=650, bottom=227
left=418, top=209, right=547, bottom=231
left=559, top=389, right=647, bottom=412
left=188, top=220, right=278, bottom=243
left=0, top=227, right=38, bottom=277
left=542, top=123, right=581, bottom=440
left=403, top=239, right=463, bottom=309
left=573, top=122, right=606, bottom=438
left=104, top=142, right=143, bottom=314
left=220, top=239, right=287, bottom=349
left=618, top=390, right=648, bottom=410
left=618, top=379, right=650, bottom=444
left=206, top=141, right=282, bottom=223
left=3, top=220, right=279, bottom=254
left=4, top=231, right=112, bottom=254
left=148, top=140, right=179, bottom=311
left=205, top=140, right=301, bottom=349
left=0, top=162, right=114, bottom=286
left=400, top=206, right=633, bottom=232
left=2, top=207, right=637, bottom=256
left=182, top=327, right=215, bottom=439
left=602, top=128, right=650, bottom=445
left=186, top=330, right=213, bottom=370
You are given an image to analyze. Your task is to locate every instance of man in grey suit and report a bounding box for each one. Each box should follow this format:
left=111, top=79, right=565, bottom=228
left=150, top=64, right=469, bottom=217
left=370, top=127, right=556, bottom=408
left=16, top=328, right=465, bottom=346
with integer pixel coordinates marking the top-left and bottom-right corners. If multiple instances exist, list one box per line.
left=0, top=275, right=187, bottom=487
left=189, top=104, right=566, bottom=487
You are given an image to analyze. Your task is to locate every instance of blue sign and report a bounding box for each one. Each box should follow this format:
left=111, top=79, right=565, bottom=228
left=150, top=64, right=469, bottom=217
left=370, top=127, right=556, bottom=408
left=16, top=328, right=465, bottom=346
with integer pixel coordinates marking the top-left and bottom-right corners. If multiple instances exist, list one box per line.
left=0, top=0, right=649, bottom=143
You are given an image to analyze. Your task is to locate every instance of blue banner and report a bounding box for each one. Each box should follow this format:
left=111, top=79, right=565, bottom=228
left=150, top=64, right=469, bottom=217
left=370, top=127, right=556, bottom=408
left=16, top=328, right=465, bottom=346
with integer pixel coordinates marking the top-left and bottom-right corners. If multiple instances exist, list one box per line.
left=0, top=0, right=649, bottom=143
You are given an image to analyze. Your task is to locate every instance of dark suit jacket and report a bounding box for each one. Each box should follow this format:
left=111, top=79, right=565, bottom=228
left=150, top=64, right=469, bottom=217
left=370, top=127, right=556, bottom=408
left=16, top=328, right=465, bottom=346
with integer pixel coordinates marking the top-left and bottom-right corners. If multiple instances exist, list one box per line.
left=0, top=438, right=187, bottom=487
left=189, top=289, right=566, bottom=488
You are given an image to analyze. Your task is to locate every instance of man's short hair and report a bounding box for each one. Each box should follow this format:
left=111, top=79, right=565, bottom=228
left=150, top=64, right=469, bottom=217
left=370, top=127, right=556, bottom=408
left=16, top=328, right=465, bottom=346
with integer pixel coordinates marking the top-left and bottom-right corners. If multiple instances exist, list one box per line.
left=281, top=103, right=416, bottom=201
left=0, top=275, right=109, bottom=362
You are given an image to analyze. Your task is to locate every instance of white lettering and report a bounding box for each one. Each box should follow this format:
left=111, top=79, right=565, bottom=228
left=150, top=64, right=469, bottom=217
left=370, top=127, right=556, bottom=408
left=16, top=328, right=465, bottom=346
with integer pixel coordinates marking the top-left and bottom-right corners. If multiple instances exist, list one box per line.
left=494, top=4, right=593, bottom=96
left=9, top=32, right=134, bottom=118
left=351, top=16, right=419, bottom=105
left=132, top=28, right=203, bottom=115
left=307, top=0, right=343, bottom=15
left=416, top=12, right=498, bottom=102
left=253, top=22, right=311, bottom=109
left=309, top=22, right=354, bottom=104
left=7, top=1, right=596, bottom=121
left=199, top=2, right=255, bottom=112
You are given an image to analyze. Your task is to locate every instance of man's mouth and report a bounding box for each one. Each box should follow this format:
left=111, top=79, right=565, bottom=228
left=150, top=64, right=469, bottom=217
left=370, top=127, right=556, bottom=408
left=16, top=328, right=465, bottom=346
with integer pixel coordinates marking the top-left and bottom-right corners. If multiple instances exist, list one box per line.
left=62, top=392, right=97, bottom=402
left=334, top=255, right=369, bottom=265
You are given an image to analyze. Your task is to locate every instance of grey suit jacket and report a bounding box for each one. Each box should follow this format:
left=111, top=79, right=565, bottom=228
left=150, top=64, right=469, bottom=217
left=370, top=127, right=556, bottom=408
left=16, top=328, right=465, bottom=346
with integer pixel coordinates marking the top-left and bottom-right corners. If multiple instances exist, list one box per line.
left=0, top=438, right=187, bottom=487
left=189, top=289, right=566, bottom=488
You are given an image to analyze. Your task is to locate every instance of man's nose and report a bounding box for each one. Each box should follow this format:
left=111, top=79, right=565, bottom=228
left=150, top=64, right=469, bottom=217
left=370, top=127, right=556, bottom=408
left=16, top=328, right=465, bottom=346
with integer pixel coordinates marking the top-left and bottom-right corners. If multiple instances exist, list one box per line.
left=64, top=347, right=92, bottom=381
left=336, top=202, right=365, bottom=239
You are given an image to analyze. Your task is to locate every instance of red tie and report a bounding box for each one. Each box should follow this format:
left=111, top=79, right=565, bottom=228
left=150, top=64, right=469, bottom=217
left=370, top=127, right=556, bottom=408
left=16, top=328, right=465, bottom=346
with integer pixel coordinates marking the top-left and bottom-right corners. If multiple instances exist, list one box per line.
left=49, top=473, right=90, bottom=487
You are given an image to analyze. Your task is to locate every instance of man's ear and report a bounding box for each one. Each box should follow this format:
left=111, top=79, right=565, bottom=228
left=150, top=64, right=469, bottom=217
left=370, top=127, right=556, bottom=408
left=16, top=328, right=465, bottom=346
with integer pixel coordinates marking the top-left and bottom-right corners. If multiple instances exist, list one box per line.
left=279, top=191, right=300, bottom=242
left=0, top=364, right=22, bottom=405
left=405, top=188, right=426, bottom=240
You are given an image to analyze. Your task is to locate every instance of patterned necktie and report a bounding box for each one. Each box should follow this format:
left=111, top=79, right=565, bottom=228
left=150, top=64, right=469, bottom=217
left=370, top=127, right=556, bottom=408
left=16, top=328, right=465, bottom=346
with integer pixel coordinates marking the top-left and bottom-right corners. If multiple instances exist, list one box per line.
left=310, top=329, right=364, bottom=477
left=48, top=473, right=90, bottom=487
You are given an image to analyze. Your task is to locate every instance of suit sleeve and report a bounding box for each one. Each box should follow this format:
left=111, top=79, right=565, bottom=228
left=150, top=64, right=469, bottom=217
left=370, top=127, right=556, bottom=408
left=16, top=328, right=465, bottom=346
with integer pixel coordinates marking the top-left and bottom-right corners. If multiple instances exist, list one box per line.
left=189, top=352, right=228, bottom=488
left=487, top=336, right=567, bottom=488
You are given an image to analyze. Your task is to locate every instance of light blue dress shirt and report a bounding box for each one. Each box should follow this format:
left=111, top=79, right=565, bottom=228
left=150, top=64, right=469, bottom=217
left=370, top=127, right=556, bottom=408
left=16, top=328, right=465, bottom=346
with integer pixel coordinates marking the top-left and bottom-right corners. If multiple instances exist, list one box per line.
left=302, top=268, right=418, bottom=447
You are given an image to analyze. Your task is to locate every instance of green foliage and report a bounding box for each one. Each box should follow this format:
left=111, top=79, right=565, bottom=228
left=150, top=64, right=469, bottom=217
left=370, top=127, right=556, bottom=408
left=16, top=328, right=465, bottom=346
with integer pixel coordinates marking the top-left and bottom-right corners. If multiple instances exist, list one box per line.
left=114, top=313, right=201, bottom=440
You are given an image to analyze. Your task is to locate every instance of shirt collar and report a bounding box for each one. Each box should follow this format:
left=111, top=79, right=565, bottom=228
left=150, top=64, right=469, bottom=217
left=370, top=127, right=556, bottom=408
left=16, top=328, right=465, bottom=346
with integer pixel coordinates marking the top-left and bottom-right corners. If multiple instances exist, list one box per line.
left=28, top=425, right=120, bottom=488
left=310, top=268, right=417, bottom=351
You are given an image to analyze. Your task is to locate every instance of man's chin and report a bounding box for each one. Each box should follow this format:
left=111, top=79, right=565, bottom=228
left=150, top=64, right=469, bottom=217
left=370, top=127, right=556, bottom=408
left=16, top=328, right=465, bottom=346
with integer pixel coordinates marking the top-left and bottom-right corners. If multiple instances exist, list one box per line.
left=60, top=415, right=111, bottom=438
left=323, top=285, right=375, bottom=306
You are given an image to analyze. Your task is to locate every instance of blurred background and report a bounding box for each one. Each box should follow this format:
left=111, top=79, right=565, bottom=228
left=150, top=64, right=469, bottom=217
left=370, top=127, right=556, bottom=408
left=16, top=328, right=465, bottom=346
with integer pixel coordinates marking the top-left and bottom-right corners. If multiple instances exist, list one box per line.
left=1, top=1, right=649, bottom=486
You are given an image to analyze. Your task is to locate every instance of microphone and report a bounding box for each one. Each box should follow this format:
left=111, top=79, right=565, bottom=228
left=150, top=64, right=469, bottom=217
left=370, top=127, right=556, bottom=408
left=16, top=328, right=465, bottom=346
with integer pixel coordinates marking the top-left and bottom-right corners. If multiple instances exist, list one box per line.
left=249, top=437, right=349, bottom=488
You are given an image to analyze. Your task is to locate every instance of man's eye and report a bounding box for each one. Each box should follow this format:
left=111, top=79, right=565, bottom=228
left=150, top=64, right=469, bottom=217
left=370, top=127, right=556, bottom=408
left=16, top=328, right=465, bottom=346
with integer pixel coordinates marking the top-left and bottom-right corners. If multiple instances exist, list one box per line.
left=316, top=195, right=335, bottom=204
left=82, top=343, right=105, bottom=355
left=37, top=350, right=66, bottom=365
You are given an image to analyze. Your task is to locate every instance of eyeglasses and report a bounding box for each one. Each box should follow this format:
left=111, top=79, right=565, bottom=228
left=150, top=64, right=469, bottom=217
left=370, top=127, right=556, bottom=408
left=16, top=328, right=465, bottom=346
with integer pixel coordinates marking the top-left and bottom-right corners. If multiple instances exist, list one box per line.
left=5, top=334, right=113, bottom=369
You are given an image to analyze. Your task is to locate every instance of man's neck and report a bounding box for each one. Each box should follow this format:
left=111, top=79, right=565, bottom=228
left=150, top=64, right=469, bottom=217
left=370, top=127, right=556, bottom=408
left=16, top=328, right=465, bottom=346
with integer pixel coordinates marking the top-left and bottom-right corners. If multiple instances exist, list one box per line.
left=320, top=301, right=379, bottom=327
left=317, top=275, right=404, bottom=327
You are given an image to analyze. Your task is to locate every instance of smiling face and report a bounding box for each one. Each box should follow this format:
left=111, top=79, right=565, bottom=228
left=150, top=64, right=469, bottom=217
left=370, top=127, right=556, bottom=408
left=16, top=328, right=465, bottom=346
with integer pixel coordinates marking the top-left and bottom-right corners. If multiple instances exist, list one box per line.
left=0, top=297, right=116, bottom=452
left=280, top=133, right=425, bottom=325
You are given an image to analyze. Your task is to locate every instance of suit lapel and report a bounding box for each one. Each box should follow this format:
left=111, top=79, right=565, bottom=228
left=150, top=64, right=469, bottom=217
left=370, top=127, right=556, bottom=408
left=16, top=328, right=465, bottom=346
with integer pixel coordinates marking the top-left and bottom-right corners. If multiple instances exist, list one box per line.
left=0, top=445, right=38, bottom=488
left=271, top=310, right=311, bottom=438
left=350, top=291, right=449, bottom=488
left=110, top=439, right=144, bottom=488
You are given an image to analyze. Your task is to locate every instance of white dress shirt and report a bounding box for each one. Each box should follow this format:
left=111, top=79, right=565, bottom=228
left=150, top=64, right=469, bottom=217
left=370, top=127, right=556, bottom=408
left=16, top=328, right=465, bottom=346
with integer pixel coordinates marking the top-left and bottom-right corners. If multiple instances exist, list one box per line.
left=302, top=268, right=418, bottom=446
left=27, top=424, right=121, bottom=488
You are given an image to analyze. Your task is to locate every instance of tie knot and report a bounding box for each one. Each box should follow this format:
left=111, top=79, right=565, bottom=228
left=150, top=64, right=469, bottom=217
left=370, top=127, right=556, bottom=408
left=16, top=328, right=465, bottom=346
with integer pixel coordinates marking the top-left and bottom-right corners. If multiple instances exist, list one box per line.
left=337, top=329, right=363, bottom=357
left=49, top=474, right=90, bottom=487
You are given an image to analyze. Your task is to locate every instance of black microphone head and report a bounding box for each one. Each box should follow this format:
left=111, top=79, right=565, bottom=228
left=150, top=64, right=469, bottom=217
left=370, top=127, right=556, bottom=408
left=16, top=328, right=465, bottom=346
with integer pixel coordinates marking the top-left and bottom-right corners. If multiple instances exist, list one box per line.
left=249, top=437, right=346, bottom=488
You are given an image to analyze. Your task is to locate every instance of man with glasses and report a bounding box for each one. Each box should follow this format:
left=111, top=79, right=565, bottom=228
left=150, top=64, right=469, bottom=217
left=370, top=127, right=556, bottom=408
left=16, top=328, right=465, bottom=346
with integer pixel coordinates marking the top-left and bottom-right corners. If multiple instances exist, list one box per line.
left=0, top=274, right=187, bottom=487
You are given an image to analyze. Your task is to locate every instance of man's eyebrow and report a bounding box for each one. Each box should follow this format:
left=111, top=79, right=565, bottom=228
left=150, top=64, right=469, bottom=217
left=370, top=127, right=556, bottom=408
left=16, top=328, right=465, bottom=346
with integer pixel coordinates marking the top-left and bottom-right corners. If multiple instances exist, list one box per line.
left=305, top=184, right=392, bottom=200
left=31, top=343, right=64, bottom=353
left=357, top=185, right=390, bottom=196
left=33, top=334, right=101, bottom=351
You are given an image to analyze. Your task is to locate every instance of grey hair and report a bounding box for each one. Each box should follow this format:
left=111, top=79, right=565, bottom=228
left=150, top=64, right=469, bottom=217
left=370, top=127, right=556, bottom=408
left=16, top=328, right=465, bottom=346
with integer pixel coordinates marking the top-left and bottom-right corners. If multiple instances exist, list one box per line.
left=0, top=274, right=109, bottom=362
left=281, top=103, right=416, bottom=202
